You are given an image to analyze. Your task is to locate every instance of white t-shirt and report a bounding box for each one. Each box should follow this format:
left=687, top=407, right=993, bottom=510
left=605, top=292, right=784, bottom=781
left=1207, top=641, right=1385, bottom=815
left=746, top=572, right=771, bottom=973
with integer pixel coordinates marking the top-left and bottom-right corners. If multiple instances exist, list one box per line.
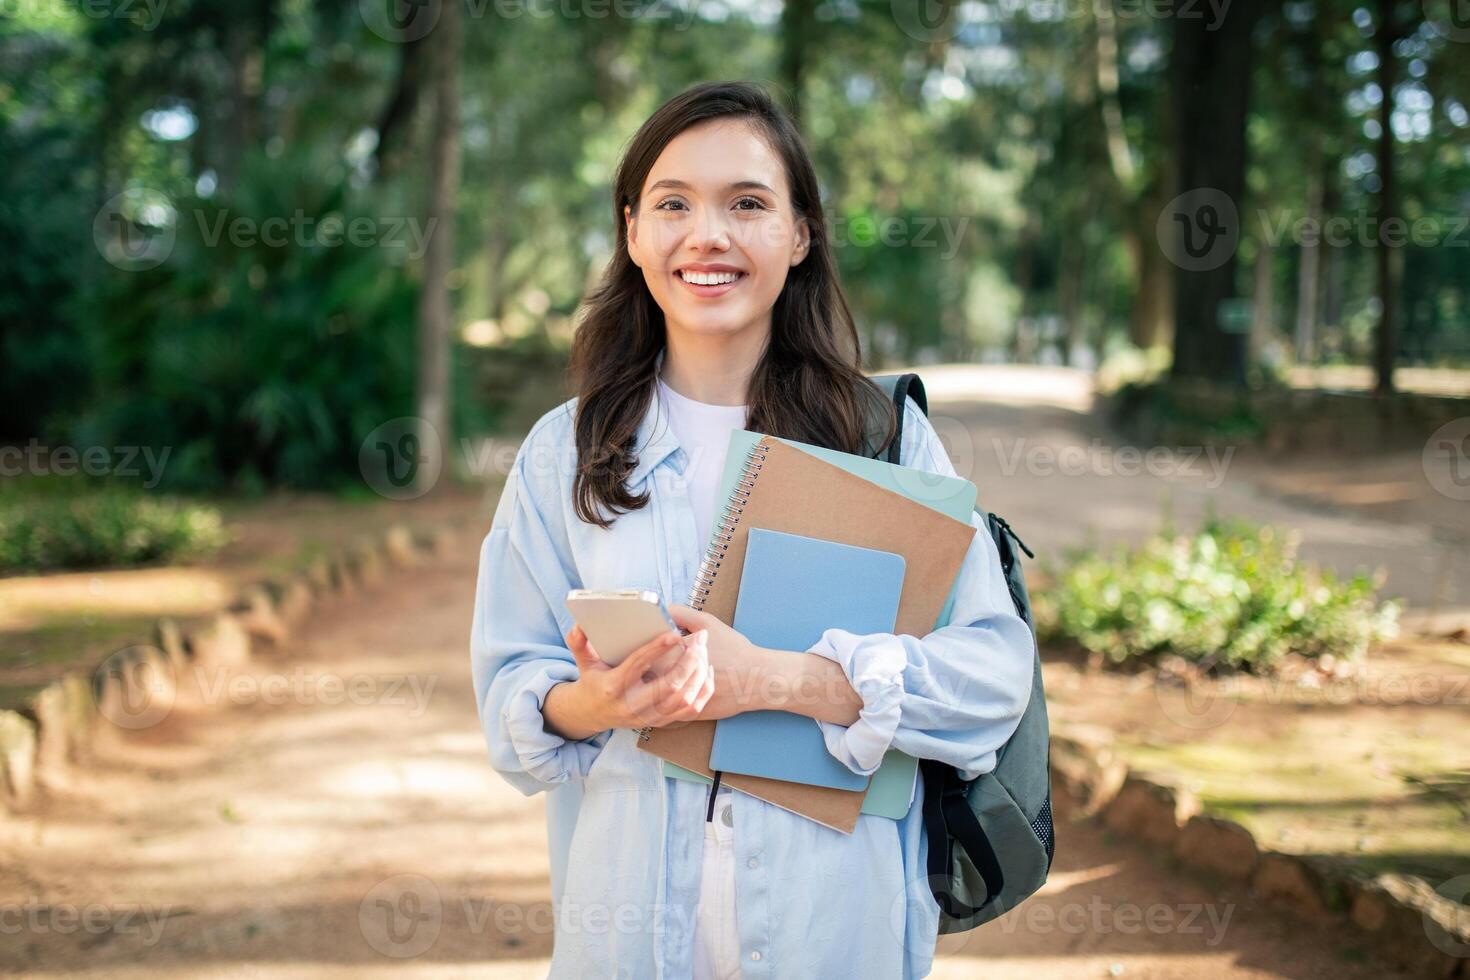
left=654, top=372, right=745, bottom=979
left=656, top=374, right=748, bottom=550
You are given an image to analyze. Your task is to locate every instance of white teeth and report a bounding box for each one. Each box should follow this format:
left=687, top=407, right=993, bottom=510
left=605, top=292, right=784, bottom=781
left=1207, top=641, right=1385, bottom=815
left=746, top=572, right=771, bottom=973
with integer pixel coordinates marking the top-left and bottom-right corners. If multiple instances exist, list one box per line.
left=679, top=270, right=741, bottom=286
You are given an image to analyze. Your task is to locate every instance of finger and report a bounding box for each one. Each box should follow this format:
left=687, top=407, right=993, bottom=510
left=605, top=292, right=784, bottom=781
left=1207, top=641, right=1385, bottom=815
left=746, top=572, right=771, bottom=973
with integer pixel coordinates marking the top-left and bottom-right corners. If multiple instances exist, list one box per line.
left=655, top=654, right=713, bottom=721
left=666, top=603, right=716, bottom=636
left=644, top=633, right=706, bottom=699
left=641, top=631, right=692, bottom=681
left=566, top=626, right=589, bottom=666
left=624, top=641, right=703, bottom=723
left=658, top=636, right=707, bottom=695
left=566, top=625, right=603, bottom=670
left=650, top=642, right=708, bottom=712
left=686, top=663, right=717, bottom=719
left=615, top=631, right=681, bottom=688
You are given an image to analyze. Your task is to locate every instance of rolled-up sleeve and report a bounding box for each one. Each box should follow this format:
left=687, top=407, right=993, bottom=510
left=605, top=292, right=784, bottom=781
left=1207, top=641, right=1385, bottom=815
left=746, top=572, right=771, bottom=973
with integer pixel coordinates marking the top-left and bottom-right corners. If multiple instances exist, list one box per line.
left=470, top=446, right=609, bottom=797
left=804, top=399, right=1035, bottom=782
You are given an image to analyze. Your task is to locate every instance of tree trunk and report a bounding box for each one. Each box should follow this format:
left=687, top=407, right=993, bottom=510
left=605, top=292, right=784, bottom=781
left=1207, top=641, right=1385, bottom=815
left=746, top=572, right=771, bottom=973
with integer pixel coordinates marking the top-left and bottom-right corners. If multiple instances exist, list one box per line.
left=1094, top=0, right=1135, bottom=190
left=1373, top=0, right=1399, bottom=396
left=1295, top=167, right=1323, bottom=364
left=219, top=25, right=263, bottom=197
left=1167, top=0, right=1262, bottom=386
left=1129, top=173, right=1177, bottom=350
left=415, top=0, right=462, bottom=494
left=1059, top=234, right=1087, bottom=366
left=779, top=0, right=818, bottom=130
left=1012, top=215, right=1039, bottom=361
left=1321, top=169, right=1345, bottom=337
left=1250, top=241, right=1274, bottom=367
left=373, top=33, right=427, bottom=181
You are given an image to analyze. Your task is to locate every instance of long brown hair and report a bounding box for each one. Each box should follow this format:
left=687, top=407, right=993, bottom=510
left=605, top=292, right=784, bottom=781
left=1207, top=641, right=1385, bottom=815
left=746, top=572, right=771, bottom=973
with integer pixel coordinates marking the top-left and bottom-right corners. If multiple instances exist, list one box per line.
left=568, top=79, right=897, bottom=529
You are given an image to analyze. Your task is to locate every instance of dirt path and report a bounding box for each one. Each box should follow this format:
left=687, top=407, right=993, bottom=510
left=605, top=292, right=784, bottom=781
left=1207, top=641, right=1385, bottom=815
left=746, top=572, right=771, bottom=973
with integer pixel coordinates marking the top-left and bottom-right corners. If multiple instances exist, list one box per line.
left=0, top=543, right=1420, bottom=978
left=907, top=363, right=1469, bottom=635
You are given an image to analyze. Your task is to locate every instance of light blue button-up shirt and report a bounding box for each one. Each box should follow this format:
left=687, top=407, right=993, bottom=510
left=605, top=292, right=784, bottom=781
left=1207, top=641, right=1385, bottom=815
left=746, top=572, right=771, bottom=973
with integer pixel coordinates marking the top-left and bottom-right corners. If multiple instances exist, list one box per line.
left=469, top=378, right=1036, bottom=979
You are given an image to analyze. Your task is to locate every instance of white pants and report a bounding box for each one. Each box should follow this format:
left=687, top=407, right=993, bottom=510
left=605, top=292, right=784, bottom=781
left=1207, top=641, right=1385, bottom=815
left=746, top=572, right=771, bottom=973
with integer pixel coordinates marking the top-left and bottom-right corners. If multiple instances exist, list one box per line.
left=692, top=787, right=742, bottom=980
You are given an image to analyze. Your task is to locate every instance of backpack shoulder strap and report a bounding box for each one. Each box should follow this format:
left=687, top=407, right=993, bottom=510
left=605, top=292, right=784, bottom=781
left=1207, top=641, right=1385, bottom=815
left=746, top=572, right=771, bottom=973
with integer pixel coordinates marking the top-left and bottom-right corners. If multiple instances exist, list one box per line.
left=863, top=372, right=928, bottom=464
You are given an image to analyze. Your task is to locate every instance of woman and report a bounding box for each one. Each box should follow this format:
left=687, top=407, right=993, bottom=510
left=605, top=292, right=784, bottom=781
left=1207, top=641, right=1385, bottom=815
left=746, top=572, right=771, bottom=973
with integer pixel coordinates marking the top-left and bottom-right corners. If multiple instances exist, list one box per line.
left=470, top=80, right=1035, bottom=979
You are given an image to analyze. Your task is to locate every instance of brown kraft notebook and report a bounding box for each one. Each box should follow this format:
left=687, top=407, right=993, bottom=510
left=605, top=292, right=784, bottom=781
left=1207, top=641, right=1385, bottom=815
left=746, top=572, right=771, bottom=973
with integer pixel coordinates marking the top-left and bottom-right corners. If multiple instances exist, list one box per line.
left=636, top=436, right=976, bottom=833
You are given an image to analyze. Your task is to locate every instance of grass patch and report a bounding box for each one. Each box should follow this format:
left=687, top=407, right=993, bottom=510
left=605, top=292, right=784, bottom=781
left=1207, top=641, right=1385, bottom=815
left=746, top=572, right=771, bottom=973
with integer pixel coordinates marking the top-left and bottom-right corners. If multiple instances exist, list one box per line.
left=1118, top=733, right=1470, bottom=885
left=1034, top=511, right=1402, bottom=673
left=0, top=486, right=230, bottom=574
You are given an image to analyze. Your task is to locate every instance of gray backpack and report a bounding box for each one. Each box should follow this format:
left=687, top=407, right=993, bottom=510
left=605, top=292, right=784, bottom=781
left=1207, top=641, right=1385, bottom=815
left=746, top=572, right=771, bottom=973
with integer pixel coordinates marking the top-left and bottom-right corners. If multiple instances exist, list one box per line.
left=862, top=372, right=1055, bottom=933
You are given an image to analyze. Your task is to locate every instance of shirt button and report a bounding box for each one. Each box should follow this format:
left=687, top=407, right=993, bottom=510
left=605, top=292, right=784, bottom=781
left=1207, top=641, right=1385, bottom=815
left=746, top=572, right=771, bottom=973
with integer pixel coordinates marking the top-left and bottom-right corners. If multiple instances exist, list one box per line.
left=750, top=951, right=762, bottom=961
left=747, top=857, right=758, bottom=869
left=721, top=805, right=733, bottom=828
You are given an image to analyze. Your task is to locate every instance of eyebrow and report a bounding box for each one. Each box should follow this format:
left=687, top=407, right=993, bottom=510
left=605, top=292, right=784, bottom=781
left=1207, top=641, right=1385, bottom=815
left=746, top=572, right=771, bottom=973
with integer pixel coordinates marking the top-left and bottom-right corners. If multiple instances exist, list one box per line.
left=645, top=178, right=777, bottom=195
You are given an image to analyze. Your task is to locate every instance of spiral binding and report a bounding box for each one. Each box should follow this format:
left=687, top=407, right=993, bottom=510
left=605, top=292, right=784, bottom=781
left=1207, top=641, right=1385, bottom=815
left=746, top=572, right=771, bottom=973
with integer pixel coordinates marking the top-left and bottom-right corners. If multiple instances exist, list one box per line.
left=636, top=438, right=771, bottom=743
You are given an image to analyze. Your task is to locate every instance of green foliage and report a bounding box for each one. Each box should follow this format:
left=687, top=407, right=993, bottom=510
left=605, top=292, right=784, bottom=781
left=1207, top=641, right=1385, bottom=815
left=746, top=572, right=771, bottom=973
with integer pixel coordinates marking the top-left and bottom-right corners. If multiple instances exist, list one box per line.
left=0, top=490, right=230, bottom=573
left=5, top=0, right=1470, bottom=491
left=71, top=156, right=420, bottom=492
left=1094, top=344, right=1172, bottom=395
left=1033, top=513, right=1401, bottom=672
left=1108, top=378, right=1271, bottom=444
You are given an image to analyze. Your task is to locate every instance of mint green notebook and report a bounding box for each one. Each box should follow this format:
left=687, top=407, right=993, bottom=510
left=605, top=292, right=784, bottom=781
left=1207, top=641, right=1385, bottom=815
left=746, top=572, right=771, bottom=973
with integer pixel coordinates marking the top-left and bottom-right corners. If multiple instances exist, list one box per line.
left=662, top=428, right=978, bottom=819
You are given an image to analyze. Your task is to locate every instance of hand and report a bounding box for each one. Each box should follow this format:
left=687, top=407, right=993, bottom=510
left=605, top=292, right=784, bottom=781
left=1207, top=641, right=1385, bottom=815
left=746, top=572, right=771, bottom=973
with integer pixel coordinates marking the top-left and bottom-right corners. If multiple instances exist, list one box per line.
left=666, top=603, right=765, bottom=721
left=563, top=623, right=714, bottom=731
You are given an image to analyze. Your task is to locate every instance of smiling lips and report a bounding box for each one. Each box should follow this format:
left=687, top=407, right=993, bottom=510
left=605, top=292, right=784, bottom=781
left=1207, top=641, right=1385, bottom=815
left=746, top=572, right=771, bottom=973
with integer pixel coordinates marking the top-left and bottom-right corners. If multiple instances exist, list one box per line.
left=675, top=267, right=746, bottom=297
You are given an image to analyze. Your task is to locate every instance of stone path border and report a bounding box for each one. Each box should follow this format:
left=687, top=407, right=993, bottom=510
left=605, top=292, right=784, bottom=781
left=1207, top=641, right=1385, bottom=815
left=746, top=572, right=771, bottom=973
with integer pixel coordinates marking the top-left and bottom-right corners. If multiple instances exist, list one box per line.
left=1051, top=723, right=1470, bottom=977
left=0, top=522, right=463, bottom=818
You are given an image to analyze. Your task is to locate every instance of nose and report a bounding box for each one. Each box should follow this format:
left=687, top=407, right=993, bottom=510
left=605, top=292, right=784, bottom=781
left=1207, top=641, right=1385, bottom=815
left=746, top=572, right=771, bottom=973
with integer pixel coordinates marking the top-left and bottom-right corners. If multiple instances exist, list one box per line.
left=686, top=203, right=732, bottom=252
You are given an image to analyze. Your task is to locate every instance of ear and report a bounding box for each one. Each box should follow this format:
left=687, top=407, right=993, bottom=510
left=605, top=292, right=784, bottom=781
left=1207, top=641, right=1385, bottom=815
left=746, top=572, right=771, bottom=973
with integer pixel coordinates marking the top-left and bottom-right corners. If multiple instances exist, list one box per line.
left=790, top=215, right=811, bottom=267
left=624, top=203, right=642, bottom=269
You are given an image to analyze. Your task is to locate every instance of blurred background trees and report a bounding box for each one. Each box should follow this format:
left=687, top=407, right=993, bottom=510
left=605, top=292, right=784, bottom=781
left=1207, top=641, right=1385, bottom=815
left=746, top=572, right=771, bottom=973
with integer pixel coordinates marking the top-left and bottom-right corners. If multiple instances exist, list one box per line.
left=2, top=0, right=1467, bottom=492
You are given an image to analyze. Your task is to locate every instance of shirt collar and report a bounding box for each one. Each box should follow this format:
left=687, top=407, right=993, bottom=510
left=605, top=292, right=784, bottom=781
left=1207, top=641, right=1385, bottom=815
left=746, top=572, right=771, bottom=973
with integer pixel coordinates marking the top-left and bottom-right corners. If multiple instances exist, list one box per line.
left=626, top=348, right=686, bottom=488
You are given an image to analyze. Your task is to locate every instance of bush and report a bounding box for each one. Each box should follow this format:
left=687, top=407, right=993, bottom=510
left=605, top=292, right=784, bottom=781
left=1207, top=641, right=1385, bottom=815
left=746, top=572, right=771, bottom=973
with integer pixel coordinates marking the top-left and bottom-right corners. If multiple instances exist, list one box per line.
left=0, top=491, right=231, bottom=573
left=1033, top=513, right=1401, bottom=672
left=68, top=155, right=421, bottom=493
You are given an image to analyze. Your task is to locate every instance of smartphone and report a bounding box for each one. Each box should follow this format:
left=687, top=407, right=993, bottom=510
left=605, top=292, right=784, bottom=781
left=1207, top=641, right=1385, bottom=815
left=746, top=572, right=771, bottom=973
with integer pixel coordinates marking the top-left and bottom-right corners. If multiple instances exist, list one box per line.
left=564, top=589, right=682, bottom=667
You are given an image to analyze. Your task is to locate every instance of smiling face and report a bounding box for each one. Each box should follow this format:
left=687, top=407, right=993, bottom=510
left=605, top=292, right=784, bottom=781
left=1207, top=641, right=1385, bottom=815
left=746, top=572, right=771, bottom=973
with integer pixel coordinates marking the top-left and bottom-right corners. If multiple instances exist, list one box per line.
left=624, top=118, right=810, bottom=345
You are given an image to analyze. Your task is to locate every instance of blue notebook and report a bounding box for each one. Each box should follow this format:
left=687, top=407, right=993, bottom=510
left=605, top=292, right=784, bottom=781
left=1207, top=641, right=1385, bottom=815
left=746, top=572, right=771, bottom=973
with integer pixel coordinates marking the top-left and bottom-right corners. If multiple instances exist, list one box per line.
left=662, top=427, right=978, bottom=813
left=708, top=527, right=906, bottom=791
